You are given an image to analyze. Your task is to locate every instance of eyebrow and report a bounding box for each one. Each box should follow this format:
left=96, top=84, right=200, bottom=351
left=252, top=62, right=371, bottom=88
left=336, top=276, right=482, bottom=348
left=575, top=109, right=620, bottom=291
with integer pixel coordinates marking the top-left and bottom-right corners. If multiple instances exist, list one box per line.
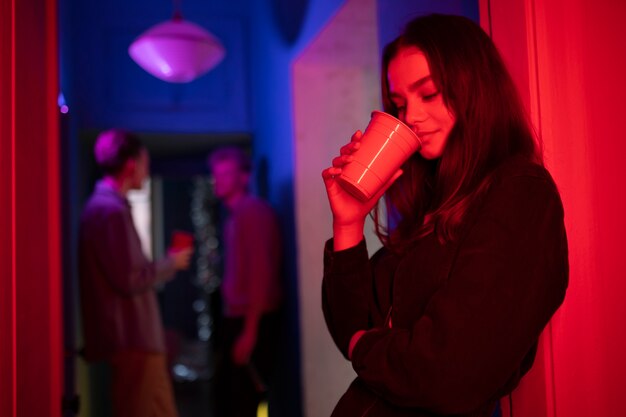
left=389, top=75, right=434, bottom=99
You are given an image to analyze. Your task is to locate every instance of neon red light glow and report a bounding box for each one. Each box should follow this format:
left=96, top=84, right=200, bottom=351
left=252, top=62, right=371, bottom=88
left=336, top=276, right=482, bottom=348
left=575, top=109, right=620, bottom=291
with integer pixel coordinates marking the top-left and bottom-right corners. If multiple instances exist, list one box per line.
left=1, top=0, right=62, bottom=415
left=485, top=1, right=626, bottom=416
left=11, top=0, right=17, bottom=415
left=45, top=0, right=63, bottom=410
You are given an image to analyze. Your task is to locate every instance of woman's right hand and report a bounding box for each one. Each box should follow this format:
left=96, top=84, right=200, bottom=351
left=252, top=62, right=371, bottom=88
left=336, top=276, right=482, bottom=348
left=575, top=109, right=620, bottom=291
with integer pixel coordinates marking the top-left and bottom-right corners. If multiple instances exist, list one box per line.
left=322, top=130, right=402, bottom=250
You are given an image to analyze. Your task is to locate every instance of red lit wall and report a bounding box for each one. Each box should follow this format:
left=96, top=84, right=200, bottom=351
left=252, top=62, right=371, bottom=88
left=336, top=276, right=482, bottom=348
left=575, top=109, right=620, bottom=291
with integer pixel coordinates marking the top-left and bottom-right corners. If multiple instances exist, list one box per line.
left=0, top=0, right=63, bottom=416
left=484, top=1, right=626, bottom=416
left=0, top=1, right=16, bottom=416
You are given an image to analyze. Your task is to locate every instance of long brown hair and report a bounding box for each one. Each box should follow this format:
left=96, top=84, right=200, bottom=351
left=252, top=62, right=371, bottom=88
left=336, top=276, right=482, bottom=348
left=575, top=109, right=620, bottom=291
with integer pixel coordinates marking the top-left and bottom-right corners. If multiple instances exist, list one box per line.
left=375, top=14, right=542, bottom=251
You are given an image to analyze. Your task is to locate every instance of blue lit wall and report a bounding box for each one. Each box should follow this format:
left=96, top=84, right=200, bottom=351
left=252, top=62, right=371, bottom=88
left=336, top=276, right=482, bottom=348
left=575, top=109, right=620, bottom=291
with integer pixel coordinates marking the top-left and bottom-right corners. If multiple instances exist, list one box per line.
left=65, top=1, right=251, bottom=132
left=246, top=2, right=346, bottom=416
left=377, top=0, right=479, bottom=49
left=60, top=1, right=346, bottom=416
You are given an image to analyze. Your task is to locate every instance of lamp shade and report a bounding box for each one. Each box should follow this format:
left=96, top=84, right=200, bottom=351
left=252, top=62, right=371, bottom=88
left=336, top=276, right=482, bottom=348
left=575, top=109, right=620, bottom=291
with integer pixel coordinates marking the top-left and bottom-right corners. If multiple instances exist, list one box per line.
left=128, top=18, right=225, bottom=83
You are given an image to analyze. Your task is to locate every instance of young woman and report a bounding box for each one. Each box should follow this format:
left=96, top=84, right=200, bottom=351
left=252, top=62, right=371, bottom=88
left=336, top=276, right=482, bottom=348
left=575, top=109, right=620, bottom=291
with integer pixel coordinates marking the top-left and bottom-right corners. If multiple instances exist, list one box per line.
left=321, top=14, right=568, bottom=417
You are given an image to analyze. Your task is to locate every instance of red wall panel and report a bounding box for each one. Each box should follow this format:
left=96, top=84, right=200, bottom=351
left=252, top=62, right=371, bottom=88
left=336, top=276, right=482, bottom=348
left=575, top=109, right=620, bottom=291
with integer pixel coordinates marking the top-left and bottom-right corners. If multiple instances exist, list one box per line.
left=1, top=0, right=62, bottom=416
left=0, top=0, right=16, bottom=415
left=537, top=2, right=626, bottom=416
left=486, top=1, right=626, bottom=416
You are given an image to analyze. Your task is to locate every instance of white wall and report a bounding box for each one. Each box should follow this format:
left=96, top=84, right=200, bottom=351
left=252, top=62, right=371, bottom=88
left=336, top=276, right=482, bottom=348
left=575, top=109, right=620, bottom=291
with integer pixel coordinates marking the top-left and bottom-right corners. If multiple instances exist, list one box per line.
left=292, top=0, right=382, bottom=415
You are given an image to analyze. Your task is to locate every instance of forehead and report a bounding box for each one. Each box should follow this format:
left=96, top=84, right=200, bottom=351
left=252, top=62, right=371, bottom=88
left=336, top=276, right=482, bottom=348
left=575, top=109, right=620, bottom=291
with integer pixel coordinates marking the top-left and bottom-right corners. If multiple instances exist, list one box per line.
left=211, top=158, right=241, bottom=173
left=387, top=46, right=431, bottom=91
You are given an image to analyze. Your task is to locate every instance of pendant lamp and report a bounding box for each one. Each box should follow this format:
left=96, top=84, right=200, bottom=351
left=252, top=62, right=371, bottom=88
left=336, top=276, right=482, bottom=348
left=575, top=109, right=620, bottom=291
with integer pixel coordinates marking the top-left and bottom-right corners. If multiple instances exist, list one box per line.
left=128, top=4, right=225, bottom=83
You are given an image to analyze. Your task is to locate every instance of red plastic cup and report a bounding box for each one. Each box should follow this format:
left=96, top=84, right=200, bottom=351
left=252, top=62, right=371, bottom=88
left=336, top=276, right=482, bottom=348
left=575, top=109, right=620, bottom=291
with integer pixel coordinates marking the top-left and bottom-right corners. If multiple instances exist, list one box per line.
left=336, top=111, right=422, bottom=201
left=171, top=230, right=194, bottom=250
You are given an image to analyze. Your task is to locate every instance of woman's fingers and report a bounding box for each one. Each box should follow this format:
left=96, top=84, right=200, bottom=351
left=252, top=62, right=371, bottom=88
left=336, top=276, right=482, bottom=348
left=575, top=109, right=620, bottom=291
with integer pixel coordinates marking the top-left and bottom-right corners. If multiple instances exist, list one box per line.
left=322, top=166, right=341, bottom=184
left=351, top=130, right=363, bottom=142
left=340, top=131, right=363, bottom=155
left=332, top=154, right=353, bottom=168
left=340, top=141, right=361, bottom=155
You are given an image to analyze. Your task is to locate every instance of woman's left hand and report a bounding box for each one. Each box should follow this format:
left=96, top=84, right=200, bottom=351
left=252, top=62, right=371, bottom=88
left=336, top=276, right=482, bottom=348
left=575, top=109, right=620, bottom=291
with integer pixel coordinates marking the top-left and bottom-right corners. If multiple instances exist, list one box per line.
left=322, top=130, right=403, bottom=250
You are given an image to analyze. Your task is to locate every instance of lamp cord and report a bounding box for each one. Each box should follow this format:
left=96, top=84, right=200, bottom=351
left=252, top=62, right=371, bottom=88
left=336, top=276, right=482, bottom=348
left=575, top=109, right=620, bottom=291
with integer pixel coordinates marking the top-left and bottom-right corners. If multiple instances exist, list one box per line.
left=172, top=0, right=183, bottom=20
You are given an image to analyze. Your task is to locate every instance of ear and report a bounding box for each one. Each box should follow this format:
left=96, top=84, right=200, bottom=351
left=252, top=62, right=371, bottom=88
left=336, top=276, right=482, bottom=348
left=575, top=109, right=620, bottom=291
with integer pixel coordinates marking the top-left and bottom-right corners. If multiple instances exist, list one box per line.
left=121, top=158, right=136, bottom=178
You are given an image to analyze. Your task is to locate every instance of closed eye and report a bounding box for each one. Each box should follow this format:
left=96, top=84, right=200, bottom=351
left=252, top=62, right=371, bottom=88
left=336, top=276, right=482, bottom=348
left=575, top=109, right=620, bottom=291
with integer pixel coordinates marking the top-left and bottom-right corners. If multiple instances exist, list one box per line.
left=422, top=91, right=440, bottom=102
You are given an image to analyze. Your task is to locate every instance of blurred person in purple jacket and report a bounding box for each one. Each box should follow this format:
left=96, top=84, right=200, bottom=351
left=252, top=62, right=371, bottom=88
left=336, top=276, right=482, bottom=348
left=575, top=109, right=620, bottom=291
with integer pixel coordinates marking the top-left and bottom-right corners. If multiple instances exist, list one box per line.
left=79, top=129, right=192, bottom=417
left=208, top=146, right=283, bottom=417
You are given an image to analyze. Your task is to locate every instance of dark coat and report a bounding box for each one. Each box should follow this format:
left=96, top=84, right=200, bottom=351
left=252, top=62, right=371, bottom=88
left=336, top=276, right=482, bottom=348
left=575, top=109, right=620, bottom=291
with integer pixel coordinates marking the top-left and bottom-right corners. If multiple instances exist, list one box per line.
left=79, top=180, right=176, bottom=361
left=322, top=157, right=569, bottom=416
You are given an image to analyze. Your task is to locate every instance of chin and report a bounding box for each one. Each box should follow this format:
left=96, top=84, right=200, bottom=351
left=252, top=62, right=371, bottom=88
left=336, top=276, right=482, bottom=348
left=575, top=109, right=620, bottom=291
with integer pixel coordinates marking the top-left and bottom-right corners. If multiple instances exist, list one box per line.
left=419, top=150, right=440, bottom=160
left=419, top=143, right=445, bottom=160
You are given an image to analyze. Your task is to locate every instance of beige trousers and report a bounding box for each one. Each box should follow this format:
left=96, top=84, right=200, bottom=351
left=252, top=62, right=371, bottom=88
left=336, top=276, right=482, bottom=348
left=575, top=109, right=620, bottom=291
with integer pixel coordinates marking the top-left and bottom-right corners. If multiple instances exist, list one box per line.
left=110, top=350, right=178, bottom=417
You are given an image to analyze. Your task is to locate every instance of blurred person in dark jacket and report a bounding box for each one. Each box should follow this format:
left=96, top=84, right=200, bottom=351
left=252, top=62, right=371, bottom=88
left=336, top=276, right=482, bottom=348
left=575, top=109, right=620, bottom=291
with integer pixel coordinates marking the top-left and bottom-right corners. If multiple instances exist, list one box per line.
left=208, top=146, right=283, bottom=417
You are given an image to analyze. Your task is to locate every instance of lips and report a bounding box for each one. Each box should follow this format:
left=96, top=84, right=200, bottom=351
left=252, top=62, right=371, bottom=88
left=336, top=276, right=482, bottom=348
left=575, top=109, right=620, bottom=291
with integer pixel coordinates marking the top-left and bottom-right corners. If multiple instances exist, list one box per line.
left=415, top=130, right=437, bottom=144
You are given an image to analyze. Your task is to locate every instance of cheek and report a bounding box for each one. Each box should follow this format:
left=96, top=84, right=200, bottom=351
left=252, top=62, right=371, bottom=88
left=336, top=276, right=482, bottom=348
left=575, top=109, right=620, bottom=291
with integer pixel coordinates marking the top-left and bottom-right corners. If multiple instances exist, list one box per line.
left=447, top=111, right=456, bottom=128
left=436, top=108, right=453, bottom=127
left=215, top=177, right=233, bottom=189
left=432, top=98, right=455, bottom=130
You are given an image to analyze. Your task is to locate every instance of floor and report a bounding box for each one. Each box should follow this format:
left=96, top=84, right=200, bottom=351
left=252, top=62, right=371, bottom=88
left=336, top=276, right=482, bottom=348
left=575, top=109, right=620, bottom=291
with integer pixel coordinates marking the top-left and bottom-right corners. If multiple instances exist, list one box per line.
left=174, top=379, right=214, bottom=417
left=173, top=379, right=267, bottom=417
left=171, top=338, right=215, bottom=417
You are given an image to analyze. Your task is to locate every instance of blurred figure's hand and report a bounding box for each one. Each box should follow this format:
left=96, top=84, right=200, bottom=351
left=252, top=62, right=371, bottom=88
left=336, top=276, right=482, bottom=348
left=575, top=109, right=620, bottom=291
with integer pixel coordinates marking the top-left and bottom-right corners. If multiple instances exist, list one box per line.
left=232, top=327, right=257, bottom=366
left=168, top=247, right=193, bottom=270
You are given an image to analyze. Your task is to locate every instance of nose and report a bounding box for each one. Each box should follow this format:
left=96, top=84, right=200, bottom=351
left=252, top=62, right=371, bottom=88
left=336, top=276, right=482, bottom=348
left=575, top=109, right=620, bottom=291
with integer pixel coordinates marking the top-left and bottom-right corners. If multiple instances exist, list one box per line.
left=404, top=100, right=428, bottom=126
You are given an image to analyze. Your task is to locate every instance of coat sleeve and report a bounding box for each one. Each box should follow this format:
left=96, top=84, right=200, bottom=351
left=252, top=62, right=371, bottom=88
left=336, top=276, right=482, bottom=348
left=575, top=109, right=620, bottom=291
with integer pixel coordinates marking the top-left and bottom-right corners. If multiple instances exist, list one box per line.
left=323, top=238, right=391, bottom=359
left=95, top=208, right=176, bottom=296
left=349, top=174, right=569, bottom=414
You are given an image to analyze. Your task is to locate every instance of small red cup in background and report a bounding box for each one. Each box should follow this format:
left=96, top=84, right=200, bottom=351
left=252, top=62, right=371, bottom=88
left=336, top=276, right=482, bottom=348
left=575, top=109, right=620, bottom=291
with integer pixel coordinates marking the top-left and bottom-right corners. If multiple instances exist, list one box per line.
left=171, top=230, right=194, bottom=250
